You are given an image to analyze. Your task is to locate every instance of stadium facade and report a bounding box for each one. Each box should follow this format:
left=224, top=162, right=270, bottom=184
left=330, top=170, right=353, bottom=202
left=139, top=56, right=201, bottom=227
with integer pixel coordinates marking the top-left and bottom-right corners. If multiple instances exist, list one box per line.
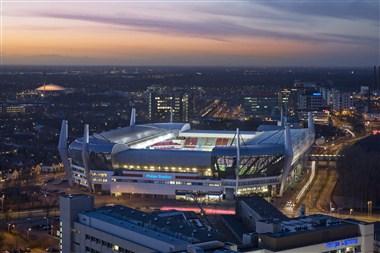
left=58, top=109, right=315, bottom=200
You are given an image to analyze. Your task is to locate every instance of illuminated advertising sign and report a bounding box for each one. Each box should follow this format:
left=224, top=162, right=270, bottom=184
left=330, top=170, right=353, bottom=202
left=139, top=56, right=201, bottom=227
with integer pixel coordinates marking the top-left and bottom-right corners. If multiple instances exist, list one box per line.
left=144, top=173, right=172, bottom=180
left=312, top=92, right=322, bottom=96
left=325, top=238, right=358, bottom=249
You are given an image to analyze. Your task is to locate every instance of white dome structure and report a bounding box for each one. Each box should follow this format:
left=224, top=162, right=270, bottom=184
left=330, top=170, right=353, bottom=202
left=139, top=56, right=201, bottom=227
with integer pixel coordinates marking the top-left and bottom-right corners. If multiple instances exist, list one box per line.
left=36, top=84, right=65, bottom=92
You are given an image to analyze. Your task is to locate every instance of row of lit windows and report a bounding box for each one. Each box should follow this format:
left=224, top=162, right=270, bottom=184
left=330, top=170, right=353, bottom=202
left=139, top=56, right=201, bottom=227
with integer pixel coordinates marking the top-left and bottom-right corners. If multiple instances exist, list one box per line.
left=237, top=186, right=269, bottom=195
left=321, top=246, right=360, bottom=253
left=5, top=106, right=26, bottom=113
left=92, top=178, right=108, bottom=183
left=222, top=178, right=279, bottom=187
left=73, top=173, right=86, bottom=179
left=91, top=172, right=108, bottom=177
left=85, top=235, right=134, bottom=253
left=112, top=178, right=221, bottom=187
left=118, top=164, right=213, bottom=177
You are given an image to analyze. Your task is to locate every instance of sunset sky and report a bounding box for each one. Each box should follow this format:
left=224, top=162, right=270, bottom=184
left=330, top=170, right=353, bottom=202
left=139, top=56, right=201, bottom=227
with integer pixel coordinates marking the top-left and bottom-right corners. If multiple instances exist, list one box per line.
left=2, top=0, right=379, bottom=66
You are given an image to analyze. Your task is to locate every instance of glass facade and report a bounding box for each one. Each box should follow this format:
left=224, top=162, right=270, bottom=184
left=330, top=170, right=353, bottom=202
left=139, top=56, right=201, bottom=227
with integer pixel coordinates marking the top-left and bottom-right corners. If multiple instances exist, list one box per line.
left=212, top=154, right=285, bottom=179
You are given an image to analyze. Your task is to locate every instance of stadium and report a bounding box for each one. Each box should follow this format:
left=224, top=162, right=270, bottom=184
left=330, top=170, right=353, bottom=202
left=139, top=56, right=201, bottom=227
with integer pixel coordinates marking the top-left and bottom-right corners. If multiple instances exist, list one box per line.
left=58, top=109, right=315, bottom=201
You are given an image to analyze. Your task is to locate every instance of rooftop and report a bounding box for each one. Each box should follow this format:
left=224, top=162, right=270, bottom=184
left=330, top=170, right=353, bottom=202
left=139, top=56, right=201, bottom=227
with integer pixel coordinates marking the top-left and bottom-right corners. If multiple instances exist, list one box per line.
left=239, top=197, right=288, bottom=221
left=81, top=205, right=221, bottom=244
left=267, top=214, right=360, bottom=238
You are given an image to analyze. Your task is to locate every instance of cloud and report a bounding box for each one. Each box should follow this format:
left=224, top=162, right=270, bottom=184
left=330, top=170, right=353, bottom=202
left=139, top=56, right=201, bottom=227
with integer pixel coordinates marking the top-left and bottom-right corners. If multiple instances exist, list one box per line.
left=36, top=11, right=377, bottom=47
left=258, top=0, right=380, bottom=24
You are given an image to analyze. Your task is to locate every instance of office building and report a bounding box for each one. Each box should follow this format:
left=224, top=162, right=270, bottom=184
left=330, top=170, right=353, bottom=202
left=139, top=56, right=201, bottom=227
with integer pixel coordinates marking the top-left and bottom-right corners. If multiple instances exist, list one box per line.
left=223, top=197, right=374, bottom=253
left=243, top=93, right=278, bottom=118
left=4, top=105, right=26, bottom=114
left=278, top=88, right=298, bottom=115
left=374, top=66, right=380, bottom=92
left=59, top=194, right=236, bottom=253
left=148, top=92, right=192, bottom=122
left=331, top=90, right=353, bottom=112
left=297, top=91, right=325, bottom=112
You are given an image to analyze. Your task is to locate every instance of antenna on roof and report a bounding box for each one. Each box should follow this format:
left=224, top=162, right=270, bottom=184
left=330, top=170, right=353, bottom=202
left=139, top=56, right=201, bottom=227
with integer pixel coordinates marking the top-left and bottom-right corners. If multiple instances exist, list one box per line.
left=235, top=128, right=240, bottom=198
left=278, top=105, right=285, bottom=127
left=170, top=107, right=173, bottom=123
left=130, top=108, right=136, bottom=127
left=284, top=124, right=293, bottom=157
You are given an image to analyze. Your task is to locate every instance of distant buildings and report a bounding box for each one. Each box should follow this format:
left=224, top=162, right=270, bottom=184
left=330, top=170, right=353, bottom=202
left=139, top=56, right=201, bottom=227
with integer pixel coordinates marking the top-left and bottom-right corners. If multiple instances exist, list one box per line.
left=2, top=105, right=26, bottom=114
left=0, top=103, right=42, bottom=115
left=16, top=83, right=68, bottom=99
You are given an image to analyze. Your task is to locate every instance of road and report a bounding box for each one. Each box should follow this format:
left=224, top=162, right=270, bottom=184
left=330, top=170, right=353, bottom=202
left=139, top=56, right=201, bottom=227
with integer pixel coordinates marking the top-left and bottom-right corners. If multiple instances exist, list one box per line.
left=0, top=208, right=59, bottom=220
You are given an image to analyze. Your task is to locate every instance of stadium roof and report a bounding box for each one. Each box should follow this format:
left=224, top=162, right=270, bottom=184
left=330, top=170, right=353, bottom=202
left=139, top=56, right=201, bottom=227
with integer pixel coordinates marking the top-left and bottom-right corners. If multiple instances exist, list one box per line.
left=179, top=129, right=258, bottom=139
left=94, top=123, right=189, bottom=144
left=69, top=122, right=314, bottom=163
left=113, top=149, right=212, bottom=167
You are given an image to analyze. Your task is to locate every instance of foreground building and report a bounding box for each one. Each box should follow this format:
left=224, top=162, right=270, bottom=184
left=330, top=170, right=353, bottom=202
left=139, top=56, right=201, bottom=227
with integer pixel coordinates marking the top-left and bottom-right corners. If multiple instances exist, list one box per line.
left=223, top=197, right=374, bottom=253
left=58, top=110, right=315, bottom=200
left=60, top=195, right=375, bottom=253
left=59, top=194, right=236, bottom=253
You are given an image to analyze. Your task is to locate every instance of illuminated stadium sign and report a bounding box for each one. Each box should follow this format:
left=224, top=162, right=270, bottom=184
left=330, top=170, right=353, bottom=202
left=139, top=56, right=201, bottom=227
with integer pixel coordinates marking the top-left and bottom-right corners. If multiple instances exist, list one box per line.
left=144, top=173, right=173, bottom=180
left=325, top=238, right=358, bottom=249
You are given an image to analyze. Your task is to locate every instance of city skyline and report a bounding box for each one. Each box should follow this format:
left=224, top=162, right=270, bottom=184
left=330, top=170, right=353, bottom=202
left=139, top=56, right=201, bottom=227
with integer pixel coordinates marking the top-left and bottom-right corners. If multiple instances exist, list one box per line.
left=1, top=0, right=379, bottom=66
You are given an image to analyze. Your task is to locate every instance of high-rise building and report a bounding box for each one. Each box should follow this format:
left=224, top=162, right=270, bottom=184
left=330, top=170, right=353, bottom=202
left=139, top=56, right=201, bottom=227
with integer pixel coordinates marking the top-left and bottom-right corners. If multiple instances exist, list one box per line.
left=297, top=91, right=325, bottom=112
left=378, top=66, right=380, bottom=91
left=59, top=194, right=94, bottom=253
left=331, top=90, right=353, bottom=112
left=360, top=86, right=370, bottom=96
left=374, top=65, right=380, bottom=91
left=243, top=93, right=278, bottom=118
left=148, top=92, right=192, bottom=122
left=278, top=88, right=298, bottom=115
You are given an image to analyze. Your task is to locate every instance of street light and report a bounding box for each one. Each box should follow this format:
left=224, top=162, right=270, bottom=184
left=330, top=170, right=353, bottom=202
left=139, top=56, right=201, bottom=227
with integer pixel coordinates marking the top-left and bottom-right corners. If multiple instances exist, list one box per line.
left=0, top=194, right=5, bottom=211
left=8, top=224, right=16, bottom=233
left=367, top=201, right=373, bottom=217
left=27, top=227, right=32, bottom=240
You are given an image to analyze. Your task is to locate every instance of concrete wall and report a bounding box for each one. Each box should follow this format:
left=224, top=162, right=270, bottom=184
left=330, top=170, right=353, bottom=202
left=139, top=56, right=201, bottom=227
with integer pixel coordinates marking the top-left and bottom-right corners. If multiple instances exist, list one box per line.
left=59, top=195, right=94, bottom=253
